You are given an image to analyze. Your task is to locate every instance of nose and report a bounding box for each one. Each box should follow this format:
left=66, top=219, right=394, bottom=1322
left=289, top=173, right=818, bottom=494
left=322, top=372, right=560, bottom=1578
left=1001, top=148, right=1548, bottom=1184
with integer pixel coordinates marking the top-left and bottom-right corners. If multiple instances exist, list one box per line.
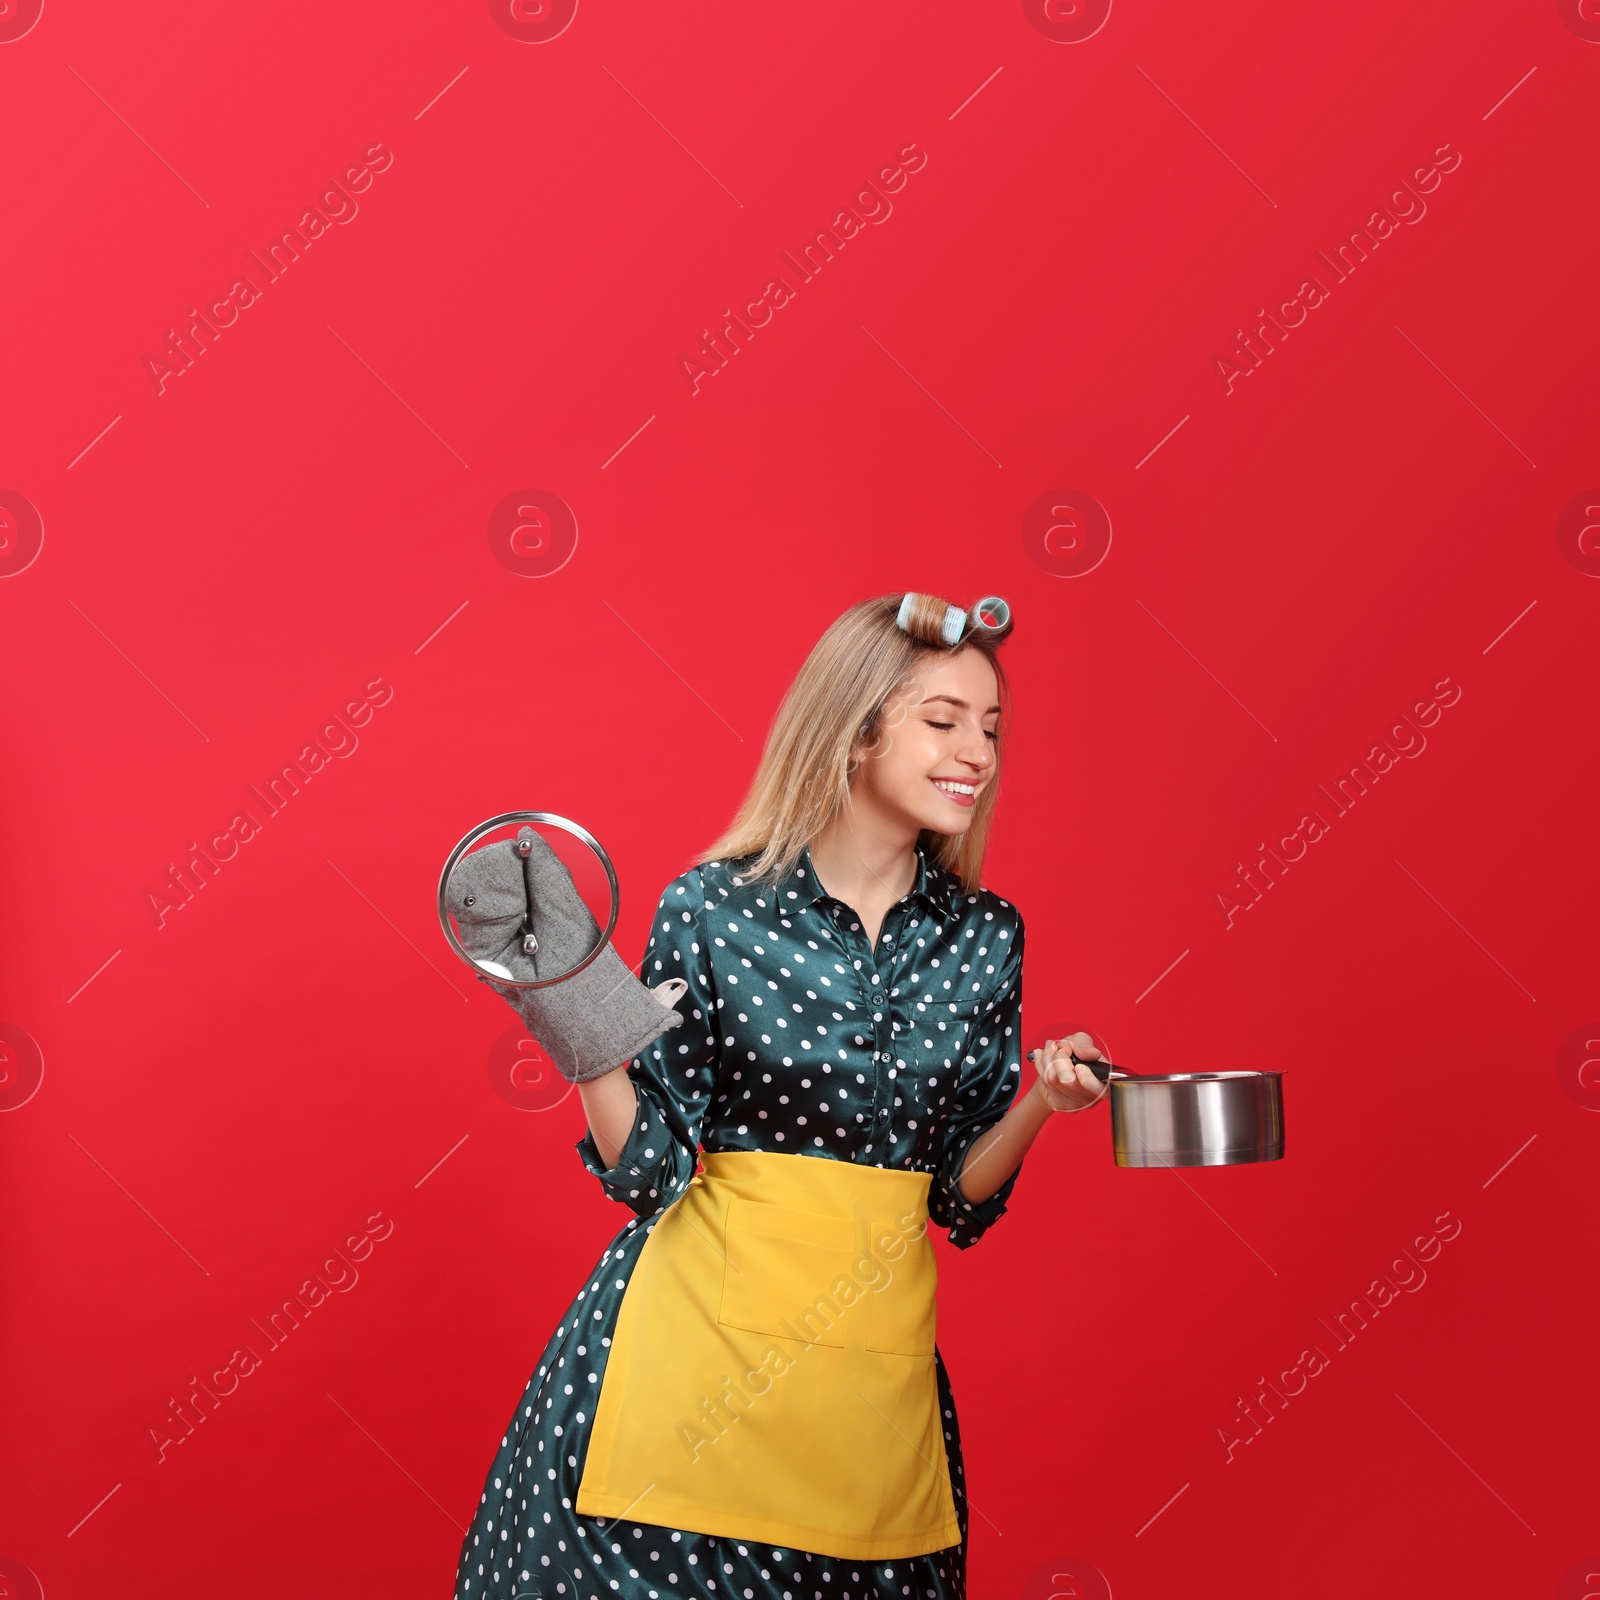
left=958, top=727, right=996, bottom=774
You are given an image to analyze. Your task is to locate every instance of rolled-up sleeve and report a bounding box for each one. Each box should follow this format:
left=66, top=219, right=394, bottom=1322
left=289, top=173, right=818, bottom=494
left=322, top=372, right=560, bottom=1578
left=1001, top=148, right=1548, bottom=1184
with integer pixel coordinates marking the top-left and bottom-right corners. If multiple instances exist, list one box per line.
left=576, top=868, right=719, bottom=1217
left=929, top=909, right=1025, bottom=1249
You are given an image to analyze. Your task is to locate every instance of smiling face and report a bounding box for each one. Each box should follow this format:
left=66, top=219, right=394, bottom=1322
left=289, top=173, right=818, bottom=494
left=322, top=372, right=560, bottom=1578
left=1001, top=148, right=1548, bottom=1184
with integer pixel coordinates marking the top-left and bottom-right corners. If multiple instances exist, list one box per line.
left=849, top=648, right=1001, bottom=837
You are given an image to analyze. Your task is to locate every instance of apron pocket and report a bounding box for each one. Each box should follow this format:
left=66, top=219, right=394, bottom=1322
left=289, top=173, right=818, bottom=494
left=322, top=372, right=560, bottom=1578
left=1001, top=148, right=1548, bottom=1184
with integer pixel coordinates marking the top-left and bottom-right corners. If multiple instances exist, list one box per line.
left=718, top=1196, right=854, bottom=1348
left=865, top=1234, right=938, bottom=1356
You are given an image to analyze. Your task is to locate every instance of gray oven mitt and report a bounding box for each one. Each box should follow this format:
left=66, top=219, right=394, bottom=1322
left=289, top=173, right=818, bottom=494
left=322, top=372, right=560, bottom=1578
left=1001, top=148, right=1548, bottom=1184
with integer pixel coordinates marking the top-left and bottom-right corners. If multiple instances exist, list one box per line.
left=444, top=826, right=687, bottom=1082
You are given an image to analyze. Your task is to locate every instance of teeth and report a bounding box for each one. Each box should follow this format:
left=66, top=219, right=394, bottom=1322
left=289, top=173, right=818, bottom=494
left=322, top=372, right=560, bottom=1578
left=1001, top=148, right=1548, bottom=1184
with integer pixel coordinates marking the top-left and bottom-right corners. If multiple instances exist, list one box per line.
left=933, top=780, right=976, bottom=795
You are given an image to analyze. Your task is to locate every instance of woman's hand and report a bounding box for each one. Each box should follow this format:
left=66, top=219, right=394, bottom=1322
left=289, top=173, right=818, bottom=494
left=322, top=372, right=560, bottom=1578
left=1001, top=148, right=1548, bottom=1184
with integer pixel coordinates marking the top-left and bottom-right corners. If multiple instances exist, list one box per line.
left=1028, top=1032, right=1110, bottom=1113
left=445, top=827, right=686, bottom=1083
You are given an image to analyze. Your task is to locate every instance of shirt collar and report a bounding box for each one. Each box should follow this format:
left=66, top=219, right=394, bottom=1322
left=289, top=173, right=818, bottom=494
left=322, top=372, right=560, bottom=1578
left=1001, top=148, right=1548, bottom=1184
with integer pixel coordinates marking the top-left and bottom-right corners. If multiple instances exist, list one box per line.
left=791, top=841, right=958, bottom=922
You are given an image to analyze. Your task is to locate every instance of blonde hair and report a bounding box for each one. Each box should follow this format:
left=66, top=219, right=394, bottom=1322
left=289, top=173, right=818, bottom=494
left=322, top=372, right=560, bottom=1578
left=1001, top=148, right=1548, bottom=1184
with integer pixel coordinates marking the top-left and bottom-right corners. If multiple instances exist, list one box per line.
left=696, top=592, right=1014, bottom=894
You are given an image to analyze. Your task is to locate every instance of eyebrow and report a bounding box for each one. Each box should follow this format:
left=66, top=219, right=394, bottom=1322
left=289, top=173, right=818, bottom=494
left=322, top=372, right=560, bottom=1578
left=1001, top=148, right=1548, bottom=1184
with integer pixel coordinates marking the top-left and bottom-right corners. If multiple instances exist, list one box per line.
left=922, top=694, right=1001, bottom=717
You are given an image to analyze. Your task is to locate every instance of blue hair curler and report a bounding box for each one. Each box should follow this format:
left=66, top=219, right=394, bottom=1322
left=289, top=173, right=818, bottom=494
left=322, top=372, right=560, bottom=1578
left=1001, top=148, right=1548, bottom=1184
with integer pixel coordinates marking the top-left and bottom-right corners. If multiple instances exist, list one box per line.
left=896, top=592, right=1012, bottom=645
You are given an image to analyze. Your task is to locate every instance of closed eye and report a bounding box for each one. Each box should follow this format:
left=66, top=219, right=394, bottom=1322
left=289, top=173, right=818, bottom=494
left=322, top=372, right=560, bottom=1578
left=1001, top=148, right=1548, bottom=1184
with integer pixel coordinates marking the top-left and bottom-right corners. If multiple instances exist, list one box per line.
left=926, top=720, right=999, bottom=742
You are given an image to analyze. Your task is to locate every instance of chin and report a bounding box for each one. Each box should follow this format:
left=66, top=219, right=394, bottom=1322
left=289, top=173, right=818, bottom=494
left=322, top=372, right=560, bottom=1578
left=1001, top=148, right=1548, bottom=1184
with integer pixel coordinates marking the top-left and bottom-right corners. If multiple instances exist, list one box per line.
left=884, top=782, right=979, bottom=837
left=913, top=807, right=974, bottom=838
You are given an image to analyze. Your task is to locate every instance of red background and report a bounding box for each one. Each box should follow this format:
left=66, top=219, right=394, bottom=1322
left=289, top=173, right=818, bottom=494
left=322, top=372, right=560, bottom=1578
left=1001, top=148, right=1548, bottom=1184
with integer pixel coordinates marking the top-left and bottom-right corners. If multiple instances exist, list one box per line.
left=2, top=1, right=1597, bottom=1595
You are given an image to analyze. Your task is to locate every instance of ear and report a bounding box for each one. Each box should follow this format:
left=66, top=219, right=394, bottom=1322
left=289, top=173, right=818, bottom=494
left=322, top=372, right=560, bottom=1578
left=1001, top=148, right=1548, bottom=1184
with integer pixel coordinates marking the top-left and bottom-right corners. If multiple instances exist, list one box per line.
left=847, top=720, right=882, bottom=772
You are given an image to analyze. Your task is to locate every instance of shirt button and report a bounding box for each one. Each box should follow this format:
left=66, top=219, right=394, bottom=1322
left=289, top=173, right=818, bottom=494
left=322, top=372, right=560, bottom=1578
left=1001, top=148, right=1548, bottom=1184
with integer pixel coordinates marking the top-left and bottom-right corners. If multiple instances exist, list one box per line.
left=876, top=1108, right=888, bottom=1122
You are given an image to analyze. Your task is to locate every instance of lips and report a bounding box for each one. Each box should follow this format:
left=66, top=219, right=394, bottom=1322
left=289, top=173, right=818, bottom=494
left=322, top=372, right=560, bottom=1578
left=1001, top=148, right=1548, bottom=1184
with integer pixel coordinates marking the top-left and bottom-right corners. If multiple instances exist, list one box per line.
left=930, top=778, right=978, bottom=809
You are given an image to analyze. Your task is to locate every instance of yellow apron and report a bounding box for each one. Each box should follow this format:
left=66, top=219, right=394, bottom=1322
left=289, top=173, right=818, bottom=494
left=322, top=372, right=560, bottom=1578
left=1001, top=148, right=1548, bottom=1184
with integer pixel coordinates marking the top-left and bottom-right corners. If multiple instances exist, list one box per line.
left=575, top=1149, right=961, bottom=1559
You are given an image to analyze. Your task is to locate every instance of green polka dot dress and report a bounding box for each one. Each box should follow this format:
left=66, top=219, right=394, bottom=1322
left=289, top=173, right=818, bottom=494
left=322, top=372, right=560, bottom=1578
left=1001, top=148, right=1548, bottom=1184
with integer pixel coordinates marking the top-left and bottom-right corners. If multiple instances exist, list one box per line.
left=455, top=842, right=1028, bottom=1599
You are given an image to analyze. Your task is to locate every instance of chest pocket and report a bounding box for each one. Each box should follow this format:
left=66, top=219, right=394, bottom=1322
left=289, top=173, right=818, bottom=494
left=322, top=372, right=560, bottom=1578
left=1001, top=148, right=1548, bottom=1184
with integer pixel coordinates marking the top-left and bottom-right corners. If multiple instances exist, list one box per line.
left=718, top=1197, right=855, bottom=1348
left=904, top=994, right=982, bottom=1071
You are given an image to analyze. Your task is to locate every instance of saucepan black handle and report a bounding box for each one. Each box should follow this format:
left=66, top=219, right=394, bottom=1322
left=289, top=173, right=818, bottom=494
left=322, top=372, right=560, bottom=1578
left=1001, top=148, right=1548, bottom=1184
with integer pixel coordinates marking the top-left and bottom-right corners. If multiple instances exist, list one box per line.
left=1071, top=1050, right=1132, bottom=1082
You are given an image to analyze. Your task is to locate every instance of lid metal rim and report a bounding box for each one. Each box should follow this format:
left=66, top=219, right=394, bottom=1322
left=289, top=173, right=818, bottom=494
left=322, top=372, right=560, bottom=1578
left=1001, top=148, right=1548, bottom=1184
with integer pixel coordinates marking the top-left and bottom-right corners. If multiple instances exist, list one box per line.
left=436, top=810, right=621, bottom=990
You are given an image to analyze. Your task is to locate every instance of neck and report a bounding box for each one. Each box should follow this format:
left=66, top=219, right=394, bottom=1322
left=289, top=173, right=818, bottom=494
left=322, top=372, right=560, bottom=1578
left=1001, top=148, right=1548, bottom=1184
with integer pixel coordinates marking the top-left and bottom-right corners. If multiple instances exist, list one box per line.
left=808, top=801, right=919, bottom=906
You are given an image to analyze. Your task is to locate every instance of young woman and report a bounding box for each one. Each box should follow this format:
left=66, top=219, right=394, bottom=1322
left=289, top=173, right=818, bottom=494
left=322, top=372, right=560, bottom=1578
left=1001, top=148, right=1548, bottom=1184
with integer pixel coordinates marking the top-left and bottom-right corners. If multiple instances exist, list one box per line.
left=450, top=592, right=1108, bottom=1599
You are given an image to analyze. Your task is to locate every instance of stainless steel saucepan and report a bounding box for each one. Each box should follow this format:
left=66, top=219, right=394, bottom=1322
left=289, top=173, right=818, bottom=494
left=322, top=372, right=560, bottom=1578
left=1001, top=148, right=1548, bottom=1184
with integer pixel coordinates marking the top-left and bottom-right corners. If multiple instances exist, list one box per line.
left=1069, top=1051, right=1285, bottom=1168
